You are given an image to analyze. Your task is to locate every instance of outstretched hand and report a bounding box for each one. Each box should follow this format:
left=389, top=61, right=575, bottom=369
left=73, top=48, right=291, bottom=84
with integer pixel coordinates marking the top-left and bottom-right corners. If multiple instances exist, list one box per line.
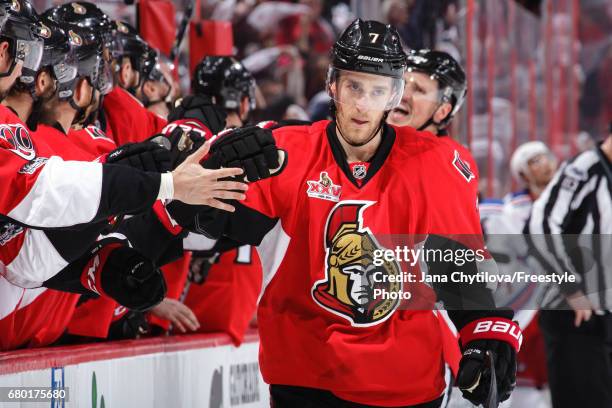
left=171, top=141, right=248, bottom=212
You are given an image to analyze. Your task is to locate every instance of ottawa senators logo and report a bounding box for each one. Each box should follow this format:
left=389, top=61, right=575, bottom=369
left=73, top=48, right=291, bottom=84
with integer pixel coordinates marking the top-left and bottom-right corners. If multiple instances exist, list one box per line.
left=71, top=2, right=86, bottom=15
left=68, top=30, right=83, bottom=46
left=311, top=201, right=402, bottom=326
left=115, top=21, right=129, bottom=34
left=37, top=23, right=52, bottom=39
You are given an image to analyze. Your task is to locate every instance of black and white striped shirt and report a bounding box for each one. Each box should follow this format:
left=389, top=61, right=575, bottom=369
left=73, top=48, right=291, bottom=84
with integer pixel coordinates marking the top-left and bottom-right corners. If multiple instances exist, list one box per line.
left=527, top=145, right=612, bottom=311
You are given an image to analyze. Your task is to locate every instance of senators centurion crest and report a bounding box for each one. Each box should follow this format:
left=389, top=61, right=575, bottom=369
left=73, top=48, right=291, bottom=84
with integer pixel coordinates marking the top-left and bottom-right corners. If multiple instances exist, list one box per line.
left=311, top=201, right=402, bottom=327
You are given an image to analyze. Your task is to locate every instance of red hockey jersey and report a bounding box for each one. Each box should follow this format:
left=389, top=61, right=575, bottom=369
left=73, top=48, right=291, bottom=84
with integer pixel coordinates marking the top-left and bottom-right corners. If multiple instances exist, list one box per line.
left=183, top=246, right=262, bottom=345
left=0, top=105, right=162, bottom=233
left=220, top=121, right=484, bottom=406
left=0, top=276, right=79, bottom=350
left=68, top=125, right=117, bottom=157
left=102, top=87, right=167, bottom=145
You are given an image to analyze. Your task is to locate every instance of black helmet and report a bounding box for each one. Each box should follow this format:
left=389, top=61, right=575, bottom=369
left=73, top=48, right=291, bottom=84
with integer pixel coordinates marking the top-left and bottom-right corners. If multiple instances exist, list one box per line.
left=326, top=19, right=407, bottom=113
left=42, top=2, right=114, bottom=49
left=39, top=18, right=70, bottom=68
left=138, top=47, right=172, bottom=107
left=0, top=0, right=46, bottom=82
left=192, top=56, right=256, bottom=112
left=141, top=47, right=164, bottom=83
left=405, top=49, right=467, bottom=125
left=331, top=19, right=406, bottom=79
left=14, top=17, right=70, bottom=95
left=54, top=24, right=103, bottom=101
left=112, top=20, right=148, bottom=71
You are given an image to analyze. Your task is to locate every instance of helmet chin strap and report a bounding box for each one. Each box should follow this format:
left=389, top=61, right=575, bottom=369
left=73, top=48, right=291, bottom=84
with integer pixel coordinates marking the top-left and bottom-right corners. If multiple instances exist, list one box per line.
left=417, top=102, right=445, bottom=134
left=27, top=80, right=58, bottom=131
left=0, top=59, right=18, bottom=79
left=70, top=85, right=96, bottom=126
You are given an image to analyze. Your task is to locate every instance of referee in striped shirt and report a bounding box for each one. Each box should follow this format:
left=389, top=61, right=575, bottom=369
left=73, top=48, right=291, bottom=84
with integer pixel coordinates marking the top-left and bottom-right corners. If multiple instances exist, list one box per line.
left=527, top=125, right=612, bottom=408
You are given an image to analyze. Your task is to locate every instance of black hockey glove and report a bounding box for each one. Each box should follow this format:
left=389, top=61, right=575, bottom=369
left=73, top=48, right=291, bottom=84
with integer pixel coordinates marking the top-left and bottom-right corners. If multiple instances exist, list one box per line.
left=105, top=141, right=172, bottom=173
left=44, top=242, right=166, bottom=312
left=107, top=310, right=150, bottom=340
left=204, top=125, right=286, bottom=182
left=456, top=318, right=521, bottom=406
left=165, top=200, right=224, bottom=236
left=168, top=94, right=227, bottom=136
left=98, top=246, right=167, bottom=312
left=150, top=125, right=206, bottom=169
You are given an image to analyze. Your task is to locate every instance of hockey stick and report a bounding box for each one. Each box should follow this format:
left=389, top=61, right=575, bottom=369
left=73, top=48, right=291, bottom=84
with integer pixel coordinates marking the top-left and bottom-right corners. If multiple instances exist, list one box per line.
left=169, top=0, right=195, bottom=61
left=482, top=351, right=499, bottom=408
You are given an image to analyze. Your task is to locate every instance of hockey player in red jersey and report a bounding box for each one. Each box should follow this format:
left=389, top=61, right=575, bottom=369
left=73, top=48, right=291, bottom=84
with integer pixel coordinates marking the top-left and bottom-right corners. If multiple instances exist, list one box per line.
left=387, top=49, right=478, bottom=195
left=43, top=3, right=168, bottom=145
left=386, top=49, right=478, bottom=383
left=134, top=47, right=173, bottom=119
left=0, top=11, right=145, bottom=346
left=0, top=10, right=250, bottom=304
left=0, top=14, right=263, bottom=349
left=0, top=1, right=245, bottom=237
left=187, top=20, right=521, bottom=407
left=102, top=19, right=168, bottom=143
left=178, top=56, right=263, bottom=344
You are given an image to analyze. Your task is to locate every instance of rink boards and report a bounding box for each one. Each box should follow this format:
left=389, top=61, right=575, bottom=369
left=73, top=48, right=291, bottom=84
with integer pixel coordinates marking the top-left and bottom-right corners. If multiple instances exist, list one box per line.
left=0, top=330, right=268, bottom=408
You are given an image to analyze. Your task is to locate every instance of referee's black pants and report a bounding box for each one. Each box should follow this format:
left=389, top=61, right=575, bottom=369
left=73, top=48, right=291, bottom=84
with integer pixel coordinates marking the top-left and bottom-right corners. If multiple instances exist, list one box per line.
left=539, top=310, right=612, bottom=408
left=270, top=385, right=443, bottom=408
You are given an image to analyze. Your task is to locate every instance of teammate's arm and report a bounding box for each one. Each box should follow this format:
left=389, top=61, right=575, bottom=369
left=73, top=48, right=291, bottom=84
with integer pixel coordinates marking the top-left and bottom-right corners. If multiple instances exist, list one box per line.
left=0, top=142, right=247, bottom=229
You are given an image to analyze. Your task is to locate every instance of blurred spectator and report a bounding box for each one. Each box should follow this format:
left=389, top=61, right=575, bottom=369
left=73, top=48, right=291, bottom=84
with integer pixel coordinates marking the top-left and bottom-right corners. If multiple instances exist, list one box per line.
left=275, top=0, right=335, bottom=57
left=382, top=0, right=409, bottom=32
left=580, top=41, right=612, bottom=136
left=576, top=130, right=596, bottom=152
left=382, top=0, right=420, bottom=49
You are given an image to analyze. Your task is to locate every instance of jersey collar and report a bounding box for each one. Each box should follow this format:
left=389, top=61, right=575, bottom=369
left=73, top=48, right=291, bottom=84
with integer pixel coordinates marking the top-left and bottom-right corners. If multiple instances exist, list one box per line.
left=326, top=121, right=396, bottom=189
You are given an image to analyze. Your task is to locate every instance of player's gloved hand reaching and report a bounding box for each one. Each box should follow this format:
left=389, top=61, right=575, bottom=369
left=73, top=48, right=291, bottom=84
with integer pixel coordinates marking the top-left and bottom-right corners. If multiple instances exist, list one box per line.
left=107, top=310, right=150, bottom=340
left=204, top=125, right=287, bottom=182
left=104, top=140, right=172, bottom=172
left=95, top=245, right=167, bottom=312
left=456, top=318, right=521, bottom=407
left=168, top=94, right=227, bottom=135
left=150, top=125, right=206, bottom=169
left=170, top=141, right=248, bottom=211
left=44, top=243, right=165, bottom=312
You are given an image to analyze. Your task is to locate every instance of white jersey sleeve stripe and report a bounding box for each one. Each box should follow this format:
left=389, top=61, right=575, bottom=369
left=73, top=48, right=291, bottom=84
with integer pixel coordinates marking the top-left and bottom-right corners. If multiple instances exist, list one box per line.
left=7, top=156, right=103, bottom=228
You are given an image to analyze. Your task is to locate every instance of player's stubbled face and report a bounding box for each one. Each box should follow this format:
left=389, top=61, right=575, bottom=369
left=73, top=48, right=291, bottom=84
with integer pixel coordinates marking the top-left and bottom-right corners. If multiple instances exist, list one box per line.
left=389, top=71, right=440, bottom=129
left=334, top=71, right=393, bottom=145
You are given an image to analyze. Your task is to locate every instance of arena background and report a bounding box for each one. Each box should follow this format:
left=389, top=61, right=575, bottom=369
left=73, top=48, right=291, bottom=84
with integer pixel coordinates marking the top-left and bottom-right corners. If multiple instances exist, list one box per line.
left=1, top=1, right=610, bottom=407
left=30, top=0, right=612, bottom=198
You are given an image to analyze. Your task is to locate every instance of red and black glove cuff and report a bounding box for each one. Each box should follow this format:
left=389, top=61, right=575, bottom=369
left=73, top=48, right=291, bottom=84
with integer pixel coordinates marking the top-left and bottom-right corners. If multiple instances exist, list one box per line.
left=459, top=317, right=523, bottom=352
left=79, top=243, right=122, bottom=297
left=152, top=201, right=183, bottom=236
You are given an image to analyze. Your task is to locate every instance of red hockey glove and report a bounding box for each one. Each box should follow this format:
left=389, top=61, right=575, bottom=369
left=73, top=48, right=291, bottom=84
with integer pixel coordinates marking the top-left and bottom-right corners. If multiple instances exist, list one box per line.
left=456, top=317, right=522, bottom=406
